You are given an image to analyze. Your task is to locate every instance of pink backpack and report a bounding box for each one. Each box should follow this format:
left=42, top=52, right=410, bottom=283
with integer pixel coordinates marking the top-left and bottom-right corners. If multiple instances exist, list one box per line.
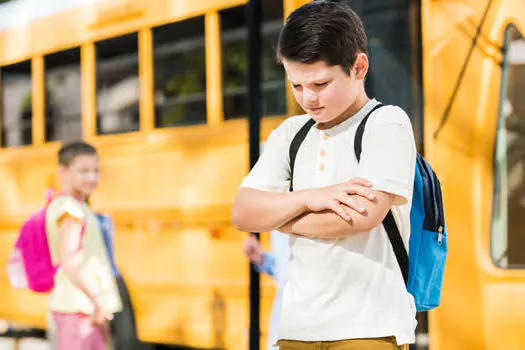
left=7, top=190, right=84, bottom=293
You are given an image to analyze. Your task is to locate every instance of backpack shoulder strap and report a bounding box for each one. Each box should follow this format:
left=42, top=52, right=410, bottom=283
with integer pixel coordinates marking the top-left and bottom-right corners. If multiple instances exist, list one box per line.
left=289, top=118, right=316, bottom=192
left=354, top=103, right=385, bottom=162
left=383, top=212, right=409, bottom=284
left=353, top=103, right=409, bottom=285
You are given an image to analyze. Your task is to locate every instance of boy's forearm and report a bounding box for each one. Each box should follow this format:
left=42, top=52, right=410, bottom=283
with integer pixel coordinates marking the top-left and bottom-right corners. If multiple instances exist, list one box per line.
left=231, top=187, right=310, bottom=232
left=58, top=218, right=100, bottom=308
left=280, top=191, right=394, bottom=239
left=61, top=255, right=100, bottom=306
left=279, top=211, right=358, bottom=239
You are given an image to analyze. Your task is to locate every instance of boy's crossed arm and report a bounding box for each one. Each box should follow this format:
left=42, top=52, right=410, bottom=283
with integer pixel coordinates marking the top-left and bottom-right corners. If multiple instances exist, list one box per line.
left=278, top=190, right=396, bottom=239
left=231, top=178, right=378, bottom=237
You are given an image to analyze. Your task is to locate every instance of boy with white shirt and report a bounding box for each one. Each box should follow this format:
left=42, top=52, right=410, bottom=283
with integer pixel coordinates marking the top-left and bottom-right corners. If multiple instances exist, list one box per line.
left=231, top=1, right=417, bottom=349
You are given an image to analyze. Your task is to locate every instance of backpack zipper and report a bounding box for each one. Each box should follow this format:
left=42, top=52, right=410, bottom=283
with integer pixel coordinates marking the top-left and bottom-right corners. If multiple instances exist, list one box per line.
left=434, top=175, right=445, bottom=245
left=418, top=157, right=439, bottom=232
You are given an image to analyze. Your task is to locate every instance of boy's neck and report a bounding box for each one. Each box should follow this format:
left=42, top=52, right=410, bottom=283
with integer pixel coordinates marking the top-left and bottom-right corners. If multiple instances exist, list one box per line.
left=60, top=187, right=87, bottom=203
left=317, top=92, right=370, bottom=130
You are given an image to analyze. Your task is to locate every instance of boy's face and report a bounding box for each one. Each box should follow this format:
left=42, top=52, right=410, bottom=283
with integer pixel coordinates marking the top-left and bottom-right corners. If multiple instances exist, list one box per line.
left=283, top=56, right=367, bottom=124
left=60, top=154, right=99, bottom=198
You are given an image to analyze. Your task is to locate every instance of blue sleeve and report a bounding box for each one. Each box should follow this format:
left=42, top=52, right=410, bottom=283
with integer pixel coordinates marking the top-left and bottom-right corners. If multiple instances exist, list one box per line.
left=254, top=252, right=276, bottom=278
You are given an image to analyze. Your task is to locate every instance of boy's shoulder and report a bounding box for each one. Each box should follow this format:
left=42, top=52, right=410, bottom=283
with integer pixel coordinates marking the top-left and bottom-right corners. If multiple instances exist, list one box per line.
left=272, top=113, right=312, bottom=142
left=47, top=195, right=85, bottom=220
left=370, top=104, right=413, bottom=130
left=280, top=113, right=311, bottom=129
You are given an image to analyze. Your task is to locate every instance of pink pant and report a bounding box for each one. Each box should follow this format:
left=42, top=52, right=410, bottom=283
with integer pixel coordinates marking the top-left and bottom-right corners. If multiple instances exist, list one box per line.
left=52, top=312, right=108, bottom=350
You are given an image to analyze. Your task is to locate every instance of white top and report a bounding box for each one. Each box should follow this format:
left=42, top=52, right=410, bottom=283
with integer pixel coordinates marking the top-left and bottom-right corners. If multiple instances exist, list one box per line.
left=46, top=196, right=122, bottom=315
left=241, top=99, right=417, bottom=345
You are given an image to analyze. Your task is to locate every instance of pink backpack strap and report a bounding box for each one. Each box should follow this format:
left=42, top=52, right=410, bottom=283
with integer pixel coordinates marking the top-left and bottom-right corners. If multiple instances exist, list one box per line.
left=46, top=188, right=54, bottom=204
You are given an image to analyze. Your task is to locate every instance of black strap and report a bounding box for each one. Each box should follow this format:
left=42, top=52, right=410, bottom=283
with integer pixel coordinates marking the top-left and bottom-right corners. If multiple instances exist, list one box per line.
left=354, top=104, right=409, bottom=285
left=289, top=118, right=316, bottom=192
left=382, top=212, right=409, bottom=284
left=354, top=103, right=385, bottom=162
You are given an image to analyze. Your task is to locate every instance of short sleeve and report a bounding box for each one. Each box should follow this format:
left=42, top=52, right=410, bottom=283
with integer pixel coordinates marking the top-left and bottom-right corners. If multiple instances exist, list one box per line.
left=47, top=196, right=85, bottom=225
left=240, top=117, right=305, bottom=193
left=355, top=106, right=416, bottom=205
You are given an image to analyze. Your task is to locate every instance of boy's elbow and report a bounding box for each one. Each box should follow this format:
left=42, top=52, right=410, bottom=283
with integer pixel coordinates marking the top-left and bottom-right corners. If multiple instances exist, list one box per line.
left=231, top=199, right=254, bottom=232
left=231, top=189, right=259, bottom=232
left=231, top=190, right=246, bottom=228
left=232, top=205, right=272, bottom=233
left=231, top=206, right=247, bottom=232
left=352, top=212, right=388, bottom=234
left=58, top=249, right=82, bottom=274
left=232, top=188, right=277, bottom=232
left=60, top=259, right=76, bottom=276
left=335, top=216, right=381, bottom=238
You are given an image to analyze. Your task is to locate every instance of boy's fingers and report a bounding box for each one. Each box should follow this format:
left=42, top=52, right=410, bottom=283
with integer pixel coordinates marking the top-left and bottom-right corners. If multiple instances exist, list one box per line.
left=347, top=178, right=372, bottom=187
left=351, top=186, right=375, bottom=201
left=329, top=202, right=350, bottom=221
left=343, top=197, right=366, bottom=214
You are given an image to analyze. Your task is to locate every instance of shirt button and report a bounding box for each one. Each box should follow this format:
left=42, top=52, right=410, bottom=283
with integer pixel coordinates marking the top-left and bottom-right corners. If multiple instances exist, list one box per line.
left=319, top=149, right=326, bottom=157
left=322, top=133, right=329, bottom=140
left=319, top=164, right=325, bottom=172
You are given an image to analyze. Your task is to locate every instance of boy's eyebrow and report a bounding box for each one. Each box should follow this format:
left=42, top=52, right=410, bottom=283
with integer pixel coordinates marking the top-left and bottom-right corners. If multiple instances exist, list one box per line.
left=288, top=77, right=331, bottom=85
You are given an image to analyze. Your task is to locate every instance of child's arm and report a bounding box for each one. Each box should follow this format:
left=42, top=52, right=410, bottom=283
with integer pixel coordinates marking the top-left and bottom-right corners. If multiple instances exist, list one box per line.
left=279, top=190, right=396, bottom=239
left=232, top=188, right=309, bottom=233
left=244, top=234, right=276, bottom=277
left=232, top=178, right=374, bottom=233
left=255, top=253, right=276, bottom=277
left=58, top=216, right=112, bottom=325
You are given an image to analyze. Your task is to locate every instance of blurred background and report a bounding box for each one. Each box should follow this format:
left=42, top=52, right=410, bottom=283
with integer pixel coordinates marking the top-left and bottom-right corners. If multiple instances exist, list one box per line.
left=0, top=0, right=524, bottom=349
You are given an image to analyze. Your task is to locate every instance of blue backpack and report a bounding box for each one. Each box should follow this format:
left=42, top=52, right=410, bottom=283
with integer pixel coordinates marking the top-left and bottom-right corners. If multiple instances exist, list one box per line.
left=289, top=104, right=447, bottom=312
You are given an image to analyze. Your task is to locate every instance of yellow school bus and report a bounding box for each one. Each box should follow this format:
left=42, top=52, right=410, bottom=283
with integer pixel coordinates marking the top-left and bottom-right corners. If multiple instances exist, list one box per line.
left=424, top=1, right=525, bottom=349
left=0, top=0, right=524, bottom=349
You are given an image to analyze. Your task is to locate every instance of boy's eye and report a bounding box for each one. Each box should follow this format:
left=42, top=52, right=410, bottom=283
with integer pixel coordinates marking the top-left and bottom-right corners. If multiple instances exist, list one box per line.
left=315, top=82, right=328, bottom=87
left=292, top=84, right=301, bottom=89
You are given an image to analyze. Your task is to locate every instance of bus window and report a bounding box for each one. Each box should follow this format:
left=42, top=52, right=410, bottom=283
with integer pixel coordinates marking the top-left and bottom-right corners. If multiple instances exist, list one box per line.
left=363, top=0, right=423, bottom=152
left=492, top=25, right=525, bottom=268
left=44, top=48, right=81, bottom=142
left=95, top=33, right=140, bottom=135
left=1, top=60, right=32, bottom=147
left=153, top=16, right=206, bottom=127
left=220, top=0, right=286, bottom=120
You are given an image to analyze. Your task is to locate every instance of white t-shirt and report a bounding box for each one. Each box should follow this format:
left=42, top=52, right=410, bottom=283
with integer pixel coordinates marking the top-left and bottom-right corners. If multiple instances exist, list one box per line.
left=240, top=99, right=417, bottom=345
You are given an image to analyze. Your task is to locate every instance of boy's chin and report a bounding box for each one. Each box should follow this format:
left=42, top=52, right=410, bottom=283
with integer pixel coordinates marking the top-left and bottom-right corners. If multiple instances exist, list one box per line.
left=78, top=188, right=95, bottom=198
left=311, top=113, right=335, bottom=123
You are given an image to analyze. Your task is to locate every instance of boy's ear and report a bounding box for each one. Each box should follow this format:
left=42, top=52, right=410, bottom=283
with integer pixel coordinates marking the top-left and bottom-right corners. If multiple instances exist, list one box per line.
left=353, top=53, right=369, bottom=80
left=57, top=164, right=68, bottom=181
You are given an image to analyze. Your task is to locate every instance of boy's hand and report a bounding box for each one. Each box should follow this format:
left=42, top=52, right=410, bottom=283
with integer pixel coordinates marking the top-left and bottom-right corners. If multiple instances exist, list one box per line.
left=244, top=234, right=264, bottom=266
left=302, top=178, right=375, bottom=221
left=91, top=301, right=113, bottom=327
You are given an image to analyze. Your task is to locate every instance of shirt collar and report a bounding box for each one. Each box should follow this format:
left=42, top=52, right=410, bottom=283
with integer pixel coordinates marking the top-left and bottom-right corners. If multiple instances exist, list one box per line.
left=315, top=99, right=381, bottom=134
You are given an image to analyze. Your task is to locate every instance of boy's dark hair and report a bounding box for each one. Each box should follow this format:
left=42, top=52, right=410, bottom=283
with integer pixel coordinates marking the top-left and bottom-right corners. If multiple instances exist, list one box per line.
left=58, top=141, right=98, bottom=166
left=277, top=0, right=367, bottom=75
